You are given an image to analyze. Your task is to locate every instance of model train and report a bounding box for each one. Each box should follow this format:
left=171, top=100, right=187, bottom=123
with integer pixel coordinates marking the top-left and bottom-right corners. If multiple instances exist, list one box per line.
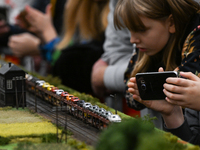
left=25, top=74, right=121, bottom=129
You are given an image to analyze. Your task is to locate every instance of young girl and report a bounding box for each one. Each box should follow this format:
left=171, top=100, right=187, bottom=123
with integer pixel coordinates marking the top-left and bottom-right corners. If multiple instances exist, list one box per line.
left=114, top=0, right=200, bottom=144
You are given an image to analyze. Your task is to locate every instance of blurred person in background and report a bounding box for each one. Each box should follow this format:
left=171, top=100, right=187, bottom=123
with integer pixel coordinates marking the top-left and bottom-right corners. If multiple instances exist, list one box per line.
left=91, top=0, right=136, bottom=116
left=0, top=0, right=50, bottom=74
left=9, top=0, right=110, bottom=95
left=8, top=0, right=66, bottom=75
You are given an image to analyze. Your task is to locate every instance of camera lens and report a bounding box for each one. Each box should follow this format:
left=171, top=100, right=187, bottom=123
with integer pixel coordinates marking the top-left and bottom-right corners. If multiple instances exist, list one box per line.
left=141, top=80, right=145, bottom=84
left=141, top=83, right=146, bottom=91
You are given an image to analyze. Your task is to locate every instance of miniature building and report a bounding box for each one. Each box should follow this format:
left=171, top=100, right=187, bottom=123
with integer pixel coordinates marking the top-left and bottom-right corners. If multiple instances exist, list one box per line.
left=0, top=62, right=26, bottom=107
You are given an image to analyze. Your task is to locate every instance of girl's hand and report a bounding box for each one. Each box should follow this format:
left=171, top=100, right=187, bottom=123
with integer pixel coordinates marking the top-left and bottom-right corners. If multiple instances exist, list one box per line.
left=128, top=67, right=184, bottom=128
left=164, top=72, right=200, bottom=111
left=127, top=77, right=175, bottom=116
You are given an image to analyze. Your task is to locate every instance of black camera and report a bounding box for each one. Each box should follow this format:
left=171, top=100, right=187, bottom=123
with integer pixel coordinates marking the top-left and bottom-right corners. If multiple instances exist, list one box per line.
left=140, top=80, right=146, bottom=91
left=136, top=71, right=178, bottom=100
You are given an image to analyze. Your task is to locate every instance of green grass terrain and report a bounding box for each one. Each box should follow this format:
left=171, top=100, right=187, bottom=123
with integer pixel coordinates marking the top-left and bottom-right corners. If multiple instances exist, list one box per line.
left=0, top=108, right=92, bottom=150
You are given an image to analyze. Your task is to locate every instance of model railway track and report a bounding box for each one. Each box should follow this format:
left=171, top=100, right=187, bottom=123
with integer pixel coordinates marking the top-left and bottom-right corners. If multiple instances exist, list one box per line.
left=26, top=93, right=100, bottom=145
left=25, top=75, right=121, bottom=145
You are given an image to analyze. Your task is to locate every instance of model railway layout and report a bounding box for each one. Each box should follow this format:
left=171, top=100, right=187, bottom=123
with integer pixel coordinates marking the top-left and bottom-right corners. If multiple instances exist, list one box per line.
left=0, top=62, right=121, bottom=136
left=26, top=92, right=100, bottom=145
left=25, top=74, right=121, bottom=130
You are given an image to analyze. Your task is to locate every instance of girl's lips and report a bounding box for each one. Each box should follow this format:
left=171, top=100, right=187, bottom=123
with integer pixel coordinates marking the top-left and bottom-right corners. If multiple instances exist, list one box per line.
left=138, top=48, right=147, bottom=52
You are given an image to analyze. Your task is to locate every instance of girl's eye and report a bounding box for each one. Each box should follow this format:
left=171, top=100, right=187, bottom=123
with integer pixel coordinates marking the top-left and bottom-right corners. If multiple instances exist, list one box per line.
left=138, top=29, right=146, bottom=32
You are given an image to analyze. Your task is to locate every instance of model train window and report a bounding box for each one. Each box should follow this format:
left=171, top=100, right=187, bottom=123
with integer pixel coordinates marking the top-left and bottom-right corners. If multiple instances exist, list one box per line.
left=7, top=80, right=13, bottom=89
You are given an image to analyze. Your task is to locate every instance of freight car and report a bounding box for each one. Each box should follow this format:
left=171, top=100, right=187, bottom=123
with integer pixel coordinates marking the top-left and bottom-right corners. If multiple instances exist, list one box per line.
left=25, top=74, right=121, bottom=129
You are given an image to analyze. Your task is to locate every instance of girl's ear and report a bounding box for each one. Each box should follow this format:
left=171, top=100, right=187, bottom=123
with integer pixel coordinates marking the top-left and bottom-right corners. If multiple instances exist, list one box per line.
left=168, top=14, right=175, bottom=33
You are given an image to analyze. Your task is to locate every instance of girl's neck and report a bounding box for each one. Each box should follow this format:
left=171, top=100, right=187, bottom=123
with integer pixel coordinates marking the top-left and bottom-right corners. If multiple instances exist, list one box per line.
left=150, top=49, right=164, bottom=62
left=148, top=50, right=165, bottom=72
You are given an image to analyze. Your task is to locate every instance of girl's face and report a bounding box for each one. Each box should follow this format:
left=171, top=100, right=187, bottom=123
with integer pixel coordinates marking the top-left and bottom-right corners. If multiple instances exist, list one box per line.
left=130, top=15, right=175, bottom=56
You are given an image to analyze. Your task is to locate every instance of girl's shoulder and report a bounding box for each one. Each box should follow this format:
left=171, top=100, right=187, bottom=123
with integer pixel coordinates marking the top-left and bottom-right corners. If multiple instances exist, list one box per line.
left=182, top=25, right=200, bottom=59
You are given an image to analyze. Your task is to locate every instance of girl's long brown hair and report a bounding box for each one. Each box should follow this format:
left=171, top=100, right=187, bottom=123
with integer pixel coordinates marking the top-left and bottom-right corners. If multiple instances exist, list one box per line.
left=57, top=0, right=109, bottom=50
left=114, top=0, right=200, bottom=77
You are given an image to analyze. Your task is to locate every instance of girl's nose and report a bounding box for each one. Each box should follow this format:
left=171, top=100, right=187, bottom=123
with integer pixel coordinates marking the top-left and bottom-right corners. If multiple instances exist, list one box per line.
left=130, top=32, right=140, bottom=44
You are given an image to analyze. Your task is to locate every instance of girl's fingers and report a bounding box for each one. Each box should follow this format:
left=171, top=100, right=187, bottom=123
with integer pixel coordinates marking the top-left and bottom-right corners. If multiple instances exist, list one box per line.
left=163, top=83, right=184, bottom=94
left=129, top=77, right=136, bottom=82
left=163, top=89, right=184, bottom=101
left=127, top=82, right=138, bottom=90
left=128, top=78, right=138, bottom=90
left=158, top=67, right=164, bottom=72
left=132, top=94, right=143, bottom=103
left=128, top=87, right=140, bottom=95
left=166, top=72, right=199, bottom=87
left=165, top=97, right=184, bottom=106
left=180, top=72, right=200, bottom=81
left=166, top=77, right=190, bottom=87
left=127, top=81, right=134, bottom=88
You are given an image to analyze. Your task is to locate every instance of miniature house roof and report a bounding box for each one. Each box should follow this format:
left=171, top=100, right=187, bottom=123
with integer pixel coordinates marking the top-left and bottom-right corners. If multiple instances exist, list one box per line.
left=0, top=62, right=25, bottom=75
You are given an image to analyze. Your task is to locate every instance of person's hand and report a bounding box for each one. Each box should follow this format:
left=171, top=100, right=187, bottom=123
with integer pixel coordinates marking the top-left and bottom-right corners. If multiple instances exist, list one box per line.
left=164, top=72, right=200, bottom=111
left=8, top=33, right=40, bottom=57
left=91, top=59, right=109, bottom=97
left=16, top=4, right=57, bottom=43
left=127, top=67, right=184, bottom=128
left=127, top=67, right=173, bottom=114
left=0, top=20, right=10, bottom=36
left=127, top=70, right=175, bottom=115
left=15, top=10, right=31, bottom=29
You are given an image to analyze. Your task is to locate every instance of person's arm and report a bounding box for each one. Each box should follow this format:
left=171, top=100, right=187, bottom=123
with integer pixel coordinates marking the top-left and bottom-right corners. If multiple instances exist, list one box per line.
left=98, top=0, right=133, bottom=92
left=91, top=59, right=109, bottom=97
left=164, top=108, right=200, bottom=145
left=161, top=72, right=200, bottom=145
